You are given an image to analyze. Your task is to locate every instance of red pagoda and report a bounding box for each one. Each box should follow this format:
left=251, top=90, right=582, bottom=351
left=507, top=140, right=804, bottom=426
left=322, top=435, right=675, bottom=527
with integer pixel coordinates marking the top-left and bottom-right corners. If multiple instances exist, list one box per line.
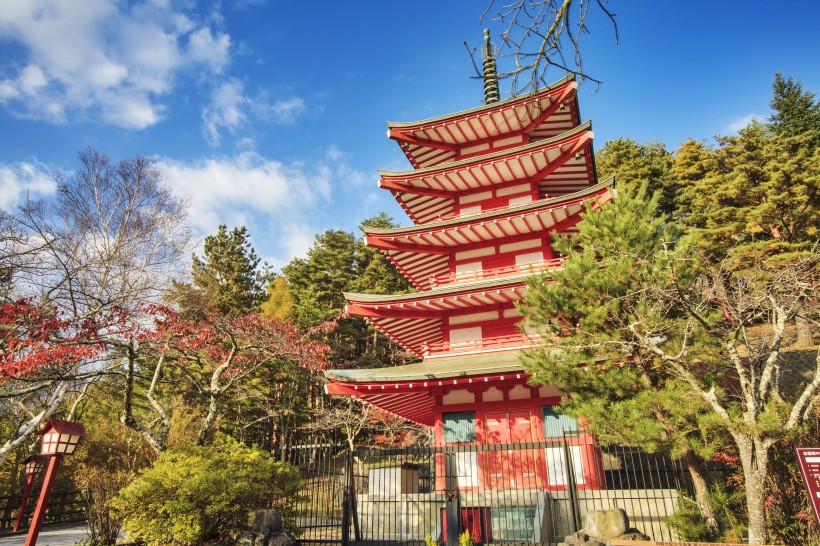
left=325, top=31, right=613, bottom=490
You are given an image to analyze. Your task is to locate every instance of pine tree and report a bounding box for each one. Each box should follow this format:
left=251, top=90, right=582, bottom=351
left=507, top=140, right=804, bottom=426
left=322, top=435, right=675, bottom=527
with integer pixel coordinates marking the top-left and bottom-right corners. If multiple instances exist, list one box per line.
left=180, top=225, right=266, bottom=315
left=596, top=138, right=676, bottom=214
left=770, top=73, right=820, bottom=151
left=523, top=186, right=722, bottom=536
left=350, top=213, right=414, bottom=295
left=283, top=229, right=356, bottom=326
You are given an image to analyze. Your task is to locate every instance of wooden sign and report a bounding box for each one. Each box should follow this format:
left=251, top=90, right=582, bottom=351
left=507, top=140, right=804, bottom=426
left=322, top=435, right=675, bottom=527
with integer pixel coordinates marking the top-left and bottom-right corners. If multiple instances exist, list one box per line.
left=609, top=538, right=749, bottom=546
left=797, top=447, right=820, bottom=524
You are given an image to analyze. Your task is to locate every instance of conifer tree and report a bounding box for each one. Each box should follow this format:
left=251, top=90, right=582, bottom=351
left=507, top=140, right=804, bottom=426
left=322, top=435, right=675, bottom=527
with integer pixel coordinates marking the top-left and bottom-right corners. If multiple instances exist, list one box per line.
left=523, top=187, right=721, bottom=536
left=596, top=138, right=676, bottom=214
left=178, top=225, right=266, bottom=315
left=260, top=276, right=296, bottom=322
left=350, top=212, right=414, bottom=295
left=524, top=177, right=818, bottom=543
left=283, top=229, right=356, bottom=326
left=282, top=215, right=415, bottom=367
left=770, top=73, right=820, bottom=151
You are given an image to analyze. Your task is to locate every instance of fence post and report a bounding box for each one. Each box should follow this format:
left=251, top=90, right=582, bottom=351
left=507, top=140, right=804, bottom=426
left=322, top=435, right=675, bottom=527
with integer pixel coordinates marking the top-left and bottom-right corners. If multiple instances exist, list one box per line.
left=444, top=450, right=460, bottom=546
left=341, top=450, right=351, bottom=546
left=564, top=434, right=583, bottom=532
left=349, top=451, right=360, bottom=542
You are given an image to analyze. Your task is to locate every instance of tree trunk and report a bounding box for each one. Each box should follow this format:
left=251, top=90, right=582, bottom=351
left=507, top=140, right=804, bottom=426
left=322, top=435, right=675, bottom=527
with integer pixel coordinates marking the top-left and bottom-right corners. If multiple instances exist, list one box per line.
left=197, top=390, right=221, bottom=446
left=682, top=451, right=719, bottom=538
left=0, top=383, right=69, bottom=466
left=736, top=434, right=770, bottom=544
left=796, top=313, right=815, bottom=347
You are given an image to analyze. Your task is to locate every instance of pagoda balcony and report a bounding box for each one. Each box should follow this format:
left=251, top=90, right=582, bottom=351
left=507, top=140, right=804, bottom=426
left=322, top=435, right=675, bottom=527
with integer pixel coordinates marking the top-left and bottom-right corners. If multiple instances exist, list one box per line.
left=421, top=332, right=542, bottom=358
left=429, top=257, right=566, bottom=288
left=434, top=199, right=548, bottom=222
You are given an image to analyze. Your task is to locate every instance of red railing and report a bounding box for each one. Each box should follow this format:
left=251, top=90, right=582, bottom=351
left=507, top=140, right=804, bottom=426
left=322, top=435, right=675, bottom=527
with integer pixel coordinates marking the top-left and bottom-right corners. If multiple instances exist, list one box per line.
left=429, top=257, right=566, bottom=288
left=422, top=332, right=542, bottom=357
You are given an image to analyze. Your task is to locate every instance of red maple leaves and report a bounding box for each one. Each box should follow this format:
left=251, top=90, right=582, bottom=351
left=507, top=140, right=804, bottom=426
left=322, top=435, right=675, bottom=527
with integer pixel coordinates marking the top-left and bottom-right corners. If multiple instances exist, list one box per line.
left=0, top=299, right=109, bottom=381
left=2, top=299, right=329, bottom=384
left=141, top=304, right=330, bottom=375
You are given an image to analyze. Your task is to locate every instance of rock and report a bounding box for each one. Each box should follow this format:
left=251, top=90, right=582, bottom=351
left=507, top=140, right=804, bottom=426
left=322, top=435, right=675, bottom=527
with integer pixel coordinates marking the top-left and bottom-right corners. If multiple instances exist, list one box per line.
left=237, top=509, right=291, bottom=546
left=559, top=531, right=606, bottom=546
left=268, top=531, right=295, bottom=546
left=617, top=528, right=651, bottom=541
left=248, top=509, right=283, bottom=535
left=562, top=510, right=649, bottom=546
left=583, top=508, right=628, bottom=539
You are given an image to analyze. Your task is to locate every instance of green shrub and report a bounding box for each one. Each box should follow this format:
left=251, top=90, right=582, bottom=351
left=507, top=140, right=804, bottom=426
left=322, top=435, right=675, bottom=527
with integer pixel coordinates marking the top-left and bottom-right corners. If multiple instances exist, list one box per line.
left=70, top=421, right=155, bottom=546
left=665, top=483, right=747, bottom=543
left=110, top=437, right=303, bottom=546
left=664, top=496, right=713, bottom=541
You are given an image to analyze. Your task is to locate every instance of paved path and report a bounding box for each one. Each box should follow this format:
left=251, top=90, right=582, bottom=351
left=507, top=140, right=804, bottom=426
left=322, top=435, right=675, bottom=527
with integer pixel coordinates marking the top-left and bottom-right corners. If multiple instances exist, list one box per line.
left=0, top=523, right=90, bottom=546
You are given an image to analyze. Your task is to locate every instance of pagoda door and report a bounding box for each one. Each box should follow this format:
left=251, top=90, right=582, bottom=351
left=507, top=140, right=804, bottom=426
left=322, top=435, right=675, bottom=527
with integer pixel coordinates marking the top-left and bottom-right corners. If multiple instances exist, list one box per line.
left=484, top=411, right=538, bottom=489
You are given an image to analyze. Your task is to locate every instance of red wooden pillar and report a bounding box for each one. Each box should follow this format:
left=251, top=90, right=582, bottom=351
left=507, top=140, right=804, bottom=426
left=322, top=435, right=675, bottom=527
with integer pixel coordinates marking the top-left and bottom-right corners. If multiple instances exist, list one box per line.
left=12, top=473, right=36, bottom=532
left=24, top=454, right=62, bottom=546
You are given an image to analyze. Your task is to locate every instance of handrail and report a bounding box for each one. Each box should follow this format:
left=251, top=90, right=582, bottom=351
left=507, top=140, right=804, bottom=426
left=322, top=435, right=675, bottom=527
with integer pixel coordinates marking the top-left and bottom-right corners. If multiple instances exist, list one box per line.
left=422, top=332, right=542, bottom=356
left=429, top=257, right=565, bottom=288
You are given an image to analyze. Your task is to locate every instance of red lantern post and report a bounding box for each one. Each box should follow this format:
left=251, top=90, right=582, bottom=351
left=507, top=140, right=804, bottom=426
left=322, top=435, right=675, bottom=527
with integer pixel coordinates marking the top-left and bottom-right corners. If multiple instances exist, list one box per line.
left=24, top=419, right=86, bottom=546
left=12, top=456, right=48, bottom=531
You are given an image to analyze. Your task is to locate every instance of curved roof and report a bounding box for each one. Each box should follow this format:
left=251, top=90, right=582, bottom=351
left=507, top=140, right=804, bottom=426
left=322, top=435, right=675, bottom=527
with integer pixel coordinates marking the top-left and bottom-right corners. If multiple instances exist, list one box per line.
left=345, top=277, right=532, bottom=357
left=380, top=123, right=595, bottom=224
left=387, top=76, right=580, bottom=169
left=324, top=352, right=533, bottom=426
left=325, top=350, right=525, bottom=383
left=364, top=181, right=614, bottom=290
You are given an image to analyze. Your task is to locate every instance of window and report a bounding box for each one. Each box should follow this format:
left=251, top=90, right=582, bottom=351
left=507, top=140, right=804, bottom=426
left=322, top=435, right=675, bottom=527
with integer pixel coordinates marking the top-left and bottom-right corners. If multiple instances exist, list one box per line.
left=541, top=406, right=578, bottom=438
left=443, top=411, right=476, bottom=443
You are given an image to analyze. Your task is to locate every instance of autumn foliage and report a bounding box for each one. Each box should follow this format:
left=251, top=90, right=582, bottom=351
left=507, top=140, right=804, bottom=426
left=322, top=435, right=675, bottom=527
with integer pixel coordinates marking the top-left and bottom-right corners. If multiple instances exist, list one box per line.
left=142, top=304, right=331, bottom=375
left=0, top=299, right=107, bottom=381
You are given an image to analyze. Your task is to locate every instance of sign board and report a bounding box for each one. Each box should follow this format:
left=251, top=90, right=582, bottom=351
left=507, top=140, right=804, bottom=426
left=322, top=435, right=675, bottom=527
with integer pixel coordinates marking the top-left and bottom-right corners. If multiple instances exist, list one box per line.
left=796, top=447, right=820, bottom=524
left=609, top=538, right=764, bottom=546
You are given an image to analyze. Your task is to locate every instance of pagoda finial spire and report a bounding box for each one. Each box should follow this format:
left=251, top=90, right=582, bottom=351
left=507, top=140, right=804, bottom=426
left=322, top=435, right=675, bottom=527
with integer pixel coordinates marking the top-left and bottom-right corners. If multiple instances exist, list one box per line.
left=482, top=29, right=500, bottom=105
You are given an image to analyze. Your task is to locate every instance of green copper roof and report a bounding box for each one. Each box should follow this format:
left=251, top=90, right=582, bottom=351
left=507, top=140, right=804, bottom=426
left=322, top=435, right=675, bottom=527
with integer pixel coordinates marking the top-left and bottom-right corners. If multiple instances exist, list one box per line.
left=324, top=350, right=526, bottom=383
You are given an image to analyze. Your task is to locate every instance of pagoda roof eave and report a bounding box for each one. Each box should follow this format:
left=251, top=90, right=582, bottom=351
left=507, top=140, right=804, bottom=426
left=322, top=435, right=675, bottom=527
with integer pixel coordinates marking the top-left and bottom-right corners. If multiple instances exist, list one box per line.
left=325, top=350, right=526, bottom=383
left=364, top=177, right=614, bottom=238
left=379, top=121, right=592, bottom=180
left=344, top=276, right=532, bottom=305
left=386, top=74, right=576, bottom=130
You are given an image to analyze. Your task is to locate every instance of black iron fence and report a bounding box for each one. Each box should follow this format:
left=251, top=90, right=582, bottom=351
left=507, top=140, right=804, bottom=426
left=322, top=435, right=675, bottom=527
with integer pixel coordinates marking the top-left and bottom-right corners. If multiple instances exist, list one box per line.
left=286, top=434, right=729, bottom=546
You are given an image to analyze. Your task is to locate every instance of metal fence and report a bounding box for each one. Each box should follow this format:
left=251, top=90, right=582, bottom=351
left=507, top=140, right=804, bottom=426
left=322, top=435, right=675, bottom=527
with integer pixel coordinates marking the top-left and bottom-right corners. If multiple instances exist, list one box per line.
left=286, top=434, right=729, bottom=546
left=0, top=490, right=85, bottom=533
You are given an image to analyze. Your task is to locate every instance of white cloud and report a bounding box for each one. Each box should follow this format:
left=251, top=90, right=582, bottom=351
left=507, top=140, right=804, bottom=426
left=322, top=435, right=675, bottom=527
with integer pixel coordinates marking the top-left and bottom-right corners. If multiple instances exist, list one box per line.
left=269, top=97, right=306, bottom=124
left=326, top=145, right=345, bottom=162
left=0, top=161, right=55, bottom=210
left=186, top=27, right=231, bottom=71
left=201, top=80, right=308, bottom=146
left=157, top=151, right=331, bottom=262
left=0, top=0, right=231, bottom=129
left=275, top=223, right=317, bottom=268
left=726, top=113, right=763, bottom=134
left=156, top=149, right=374, bottom=265
left=202, top=79, right=249, bottom=146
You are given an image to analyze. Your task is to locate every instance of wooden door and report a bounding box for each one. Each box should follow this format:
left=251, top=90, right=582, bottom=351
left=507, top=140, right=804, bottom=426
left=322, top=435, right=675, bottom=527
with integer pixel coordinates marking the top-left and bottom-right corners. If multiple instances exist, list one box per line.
left=483, top=411, right=537, bottom=489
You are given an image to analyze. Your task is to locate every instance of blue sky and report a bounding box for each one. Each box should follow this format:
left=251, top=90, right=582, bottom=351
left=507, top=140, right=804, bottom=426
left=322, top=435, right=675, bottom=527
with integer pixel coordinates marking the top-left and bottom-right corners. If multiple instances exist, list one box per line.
left=1, top=0, right=819, bottom=270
